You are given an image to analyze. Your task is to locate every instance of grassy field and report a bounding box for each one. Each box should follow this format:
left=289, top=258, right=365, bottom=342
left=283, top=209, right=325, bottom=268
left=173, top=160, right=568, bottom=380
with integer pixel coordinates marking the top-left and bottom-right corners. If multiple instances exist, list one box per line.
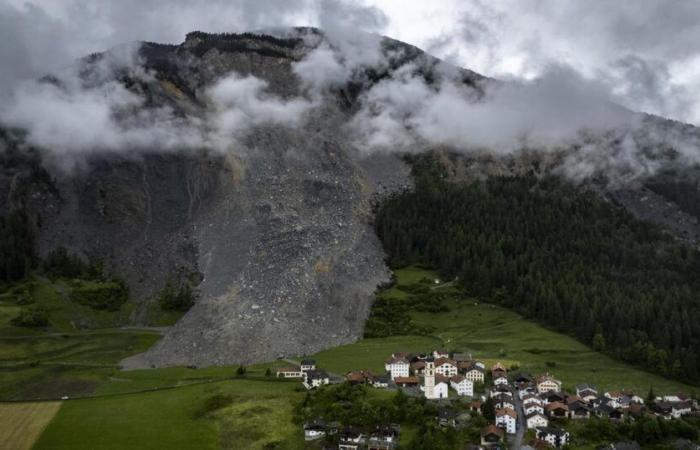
left=34, top=379, right=305, bottom=450
left=313, top=266, right=698, bottom=395
left=0, top=401, right=62, bottom=450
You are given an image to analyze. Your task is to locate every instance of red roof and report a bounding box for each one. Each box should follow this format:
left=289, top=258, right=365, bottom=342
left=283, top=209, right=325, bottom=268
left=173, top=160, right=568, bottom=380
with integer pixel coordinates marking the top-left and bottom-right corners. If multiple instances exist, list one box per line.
left=481, top=424, right=504, bottom=438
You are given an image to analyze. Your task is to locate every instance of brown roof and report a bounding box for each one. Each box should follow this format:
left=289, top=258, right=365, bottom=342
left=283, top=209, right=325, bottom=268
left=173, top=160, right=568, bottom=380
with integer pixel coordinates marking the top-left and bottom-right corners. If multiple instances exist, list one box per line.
left=276, top=366, right=300, bottom=372
left=470, top=400, right=483, bottom=409
left=394, top=376, right=419, bottom=385
left=450, top=375, right=466, bottom=383
left=434, top=357, right=457, bottom=367
left=481, top=425, right=504, bottom=438
left=435, top=374, right=450, bottom=384
left=566, top=395, right=583, bottom=405
left=536, top=373, right=561, bottom=384
left=492, top=362, right=507, bottom=372
left=411, top=361, right=426, bottom=370
left=546, top=402, right=569, bottom=412
left=346, top=371, right=370, bottom=382
left=496, top=408, right=517, bottom=418
left=385, top=356, right=409, bottom=365
left=530, top=438, right=553, bottom=449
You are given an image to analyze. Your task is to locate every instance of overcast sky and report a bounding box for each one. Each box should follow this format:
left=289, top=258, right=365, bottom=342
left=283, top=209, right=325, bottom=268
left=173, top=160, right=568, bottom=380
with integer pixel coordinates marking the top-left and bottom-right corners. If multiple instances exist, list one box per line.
left=2, top=0, right=700, bottom=125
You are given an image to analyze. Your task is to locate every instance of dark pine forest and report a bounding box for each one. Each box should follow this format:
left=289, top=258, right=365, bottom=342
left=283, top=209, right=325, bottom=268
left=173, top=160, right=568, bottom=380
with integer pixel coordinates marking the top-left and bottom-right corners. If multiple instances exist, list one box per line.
left=375, top=154, right=700, bottom=384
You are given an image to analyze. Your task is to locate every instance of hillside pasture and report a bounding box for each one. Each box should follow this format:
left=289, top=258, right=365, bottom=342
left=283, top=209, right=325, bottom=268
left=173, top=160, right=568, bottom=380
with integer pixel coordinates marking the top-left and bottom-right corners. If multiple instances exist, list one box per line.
left=0, top=401, right=62, bottom=450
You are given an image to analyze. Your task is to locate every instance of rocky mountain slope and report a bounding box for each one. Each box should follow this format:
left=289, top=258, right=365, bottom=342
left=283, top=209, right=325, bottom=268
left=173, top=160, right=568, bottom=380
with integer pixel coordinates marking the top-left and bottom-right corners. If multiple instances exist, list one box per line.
left=2, top=28, right=699, bottom=368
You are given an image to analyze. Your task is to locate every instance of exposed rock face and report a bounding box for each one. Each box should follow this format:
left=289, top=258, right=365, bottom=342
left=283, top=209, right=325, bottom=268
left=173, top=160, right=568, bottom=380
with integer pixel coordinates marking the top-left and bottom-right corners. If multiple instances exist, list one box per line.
left=1, top=30, right=414, bottom=367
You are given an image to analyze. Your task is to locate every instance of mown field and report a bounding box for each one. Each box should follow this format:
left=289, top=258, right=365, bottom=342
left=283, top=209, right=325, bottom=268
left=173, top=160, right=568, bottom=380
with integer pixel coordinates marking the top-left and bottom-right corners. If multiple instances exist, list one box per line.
left=0, top=401, right=62, bottom=450
left=313, top=266, right=697, bottom=395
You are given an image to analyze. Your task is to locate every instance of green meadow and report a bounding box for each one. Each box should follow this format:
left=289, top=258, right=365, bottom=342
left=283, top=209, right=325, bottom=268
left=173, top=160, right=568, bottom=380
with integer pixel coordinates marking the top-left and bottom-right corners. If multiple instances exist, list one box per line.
left=312, top=266, right=698, bottom=395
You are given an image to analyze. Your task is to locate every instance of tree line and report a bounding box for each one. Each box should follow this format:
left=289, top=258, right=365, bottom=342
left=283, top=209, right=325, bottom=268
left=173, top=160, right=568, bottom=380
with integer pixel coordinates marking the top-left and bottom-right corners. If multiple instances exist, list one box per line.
left=374, top=154, right=700, bottom=384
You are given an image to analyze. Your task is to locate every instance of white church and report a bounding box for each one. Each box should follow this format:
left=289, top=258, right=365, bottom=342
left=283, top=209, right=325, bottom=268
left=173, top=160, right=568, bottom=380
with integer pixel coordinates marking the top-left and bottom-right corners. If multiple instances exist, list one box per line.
left=420, top=358, right=449, bottom=399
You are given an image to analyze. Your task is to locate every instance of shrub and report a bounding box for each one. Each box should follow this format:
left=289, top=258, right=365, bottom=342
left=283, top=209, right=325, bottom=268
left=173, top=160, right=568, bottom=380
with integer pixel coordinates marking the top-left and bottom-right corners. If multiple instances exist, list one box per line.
left=11, top=306, right=49, bottom=327
left=70, top=280, right=128, bottom=311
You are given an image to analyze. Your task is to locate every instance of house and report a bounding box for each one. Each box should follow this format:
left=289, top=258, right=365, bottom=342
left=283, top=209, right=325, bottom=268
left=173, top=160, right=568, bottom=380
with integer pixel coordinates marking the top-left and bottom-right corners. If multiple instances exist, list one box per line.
left=519, top=386, right=538, bottom=399
left=394, top=376, right=420, bottom=387
left=276, top=366, right=303, bottom=378
left=513, top=373, right=533, bottom=386
left=450, top=375, right=474, bottom=397
left=370, top=373, right=390, bottom=389
left=595, top=404, right=623, bottom=420
left=605, top=390, right=641, bottom=409
left=576, top=383, right=598, bottom=402
left=434, top=358, right=459, bottom=377
left=628, top=403, right=645, bottom=419
left=411, top=360, right=426, bottom=376
left=470, top=400, right=483, bottom=413
left=437, top=408, right=459, bottom=427
left=346, top=370, right=371, bottom=385
left=304, top=420, right=327, bottom=441
left=523, top=393, right=543, bottom=406
left=493, top=393, right=515, bottom=410
left=491, top=362, right=507, bottom=380
left=490, top=386, right=512, bottom=398
left=671, top=402, right=693, bottom=418
left=300, top=359, right=316, bottom=371
left=494, top=376, right=509, bottom=387
left=463, top=363, right=486, bottom=383
left=385, top=355, right=410, bottom=380
left=568, top=401, right=591, bottom=419
left=524, top=402, right=545, bottom=416
left=338, top=428, right=364, bottom=450
left=540, top=391, right=566, bottom=405
left=526, top=411, right=549, bottom=429
left=367, top=425, right=399, bottom=450
left=496, top=408, right=517, bottom=434
left=433, top=349, right=450, bottom=359
left=481, top=425, right=504, bottom=446
left=545, top=401, right=569, bottom=418
left=536, top=373, right=562, bottom=394
left=303, top=370, right=330, bottom=389
left=536, top=427, right=570, bottom=448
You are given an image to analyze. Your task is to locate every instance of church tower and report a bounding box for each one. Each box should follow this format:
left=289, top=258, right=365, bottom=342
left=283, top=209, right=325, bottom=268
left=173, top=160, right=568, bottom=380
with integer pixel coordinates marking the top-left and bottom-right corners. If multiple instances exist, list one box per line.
left=424, top=357, right=436, bottom=399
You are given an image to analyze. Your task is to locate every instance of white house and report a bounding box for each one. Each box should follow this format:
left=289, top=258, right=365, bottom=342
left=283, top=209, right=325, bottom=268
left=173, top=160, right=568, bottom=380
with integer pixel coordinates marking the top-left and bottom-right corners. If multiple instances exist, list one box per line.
left=300, top=359, right=316, bottom=372
left=493, top=394, right=515, bottom=411
left=432, top=349, right=450, bottom=359
left=525, top=403, right=545, bottom=416
left=303, top=370, right=330, bottom=389
left=671, top=402, right=692, bottom=418
left=450, top=375, right=474, bottom=397
left=463, top=365, right=485, bottom=383
left=576, top=383, right=598, bottom=402
left=384, top=355, right=410, bottom=380
left=434, top=358, right=458, bottom=377
left=536, top=373, right=562, bottom=394
left=526, top=412, right=548, bottom=429
left=304, top=421, right=327, bottom=441
left=494, top=376, right=509, bottom=387
left=496, top=408, right=517, bottom=434
left=536, top=427, right=570, bottom=448
left=276, top=366, right=303, bottom=378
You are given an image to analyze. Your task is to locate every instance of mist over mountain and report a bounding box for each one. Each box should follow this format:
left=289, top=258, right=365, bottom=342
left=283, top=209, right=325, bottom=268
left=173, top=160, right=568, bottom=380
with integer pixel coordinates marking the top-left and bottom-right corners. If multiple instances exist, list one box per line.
left=2, top=28, right=700, bottom=367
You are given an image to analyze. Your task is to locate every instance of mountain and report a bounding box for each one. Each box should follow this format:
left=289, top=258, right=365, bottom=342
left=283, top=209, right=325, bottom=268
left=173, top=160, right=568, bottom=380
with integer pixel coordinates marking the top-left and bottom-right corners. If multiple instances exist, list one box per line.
left=1, top=28, right=699, bottom=368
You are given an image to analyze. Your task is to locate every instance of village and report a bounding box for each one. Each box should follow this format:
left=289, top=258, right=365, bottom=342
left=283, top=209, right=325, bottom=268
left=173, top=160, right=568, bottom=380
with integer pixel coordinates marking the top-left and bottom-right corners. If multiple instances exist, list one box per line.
left=275, top=350, right=700, bottom=450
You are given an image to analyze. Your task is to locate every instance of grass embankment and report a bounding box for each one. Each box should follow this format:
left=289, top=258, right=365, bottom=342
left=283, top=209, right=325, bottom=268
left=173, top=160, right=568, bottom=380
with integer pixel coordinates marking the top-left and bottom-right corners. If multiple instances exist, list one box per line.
left=314, top=266, right=697, bottom=395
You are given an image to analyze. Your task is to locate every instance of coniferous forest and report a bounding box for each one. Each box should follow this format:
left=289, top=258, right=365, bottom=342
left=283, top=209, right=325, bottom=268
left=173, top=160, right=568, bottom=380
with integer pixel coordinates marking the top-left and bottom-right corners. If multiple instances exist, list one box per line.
left=375, top=154, right=700, bottom=384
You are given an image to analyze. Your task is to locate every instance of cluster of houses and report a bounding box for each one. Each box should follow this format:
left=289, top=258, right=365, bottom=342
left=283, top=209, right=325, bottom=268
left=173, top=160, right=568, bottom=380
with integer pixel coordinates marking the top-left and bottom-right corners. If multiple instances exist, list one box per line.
left=275, top=359, right=331, bottom=389
left=303, top=421, right=400, bottom=450
left=294, top=350, right=699, bottom=449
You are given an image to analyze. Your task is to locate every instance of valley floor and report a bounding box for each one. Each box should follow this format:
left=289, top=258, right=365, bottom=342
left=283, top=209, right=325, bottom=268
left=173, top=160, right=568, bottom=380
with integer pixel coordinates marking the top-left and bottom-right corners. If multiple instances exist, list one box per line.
left=0, top=266, right=697, bottom=449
